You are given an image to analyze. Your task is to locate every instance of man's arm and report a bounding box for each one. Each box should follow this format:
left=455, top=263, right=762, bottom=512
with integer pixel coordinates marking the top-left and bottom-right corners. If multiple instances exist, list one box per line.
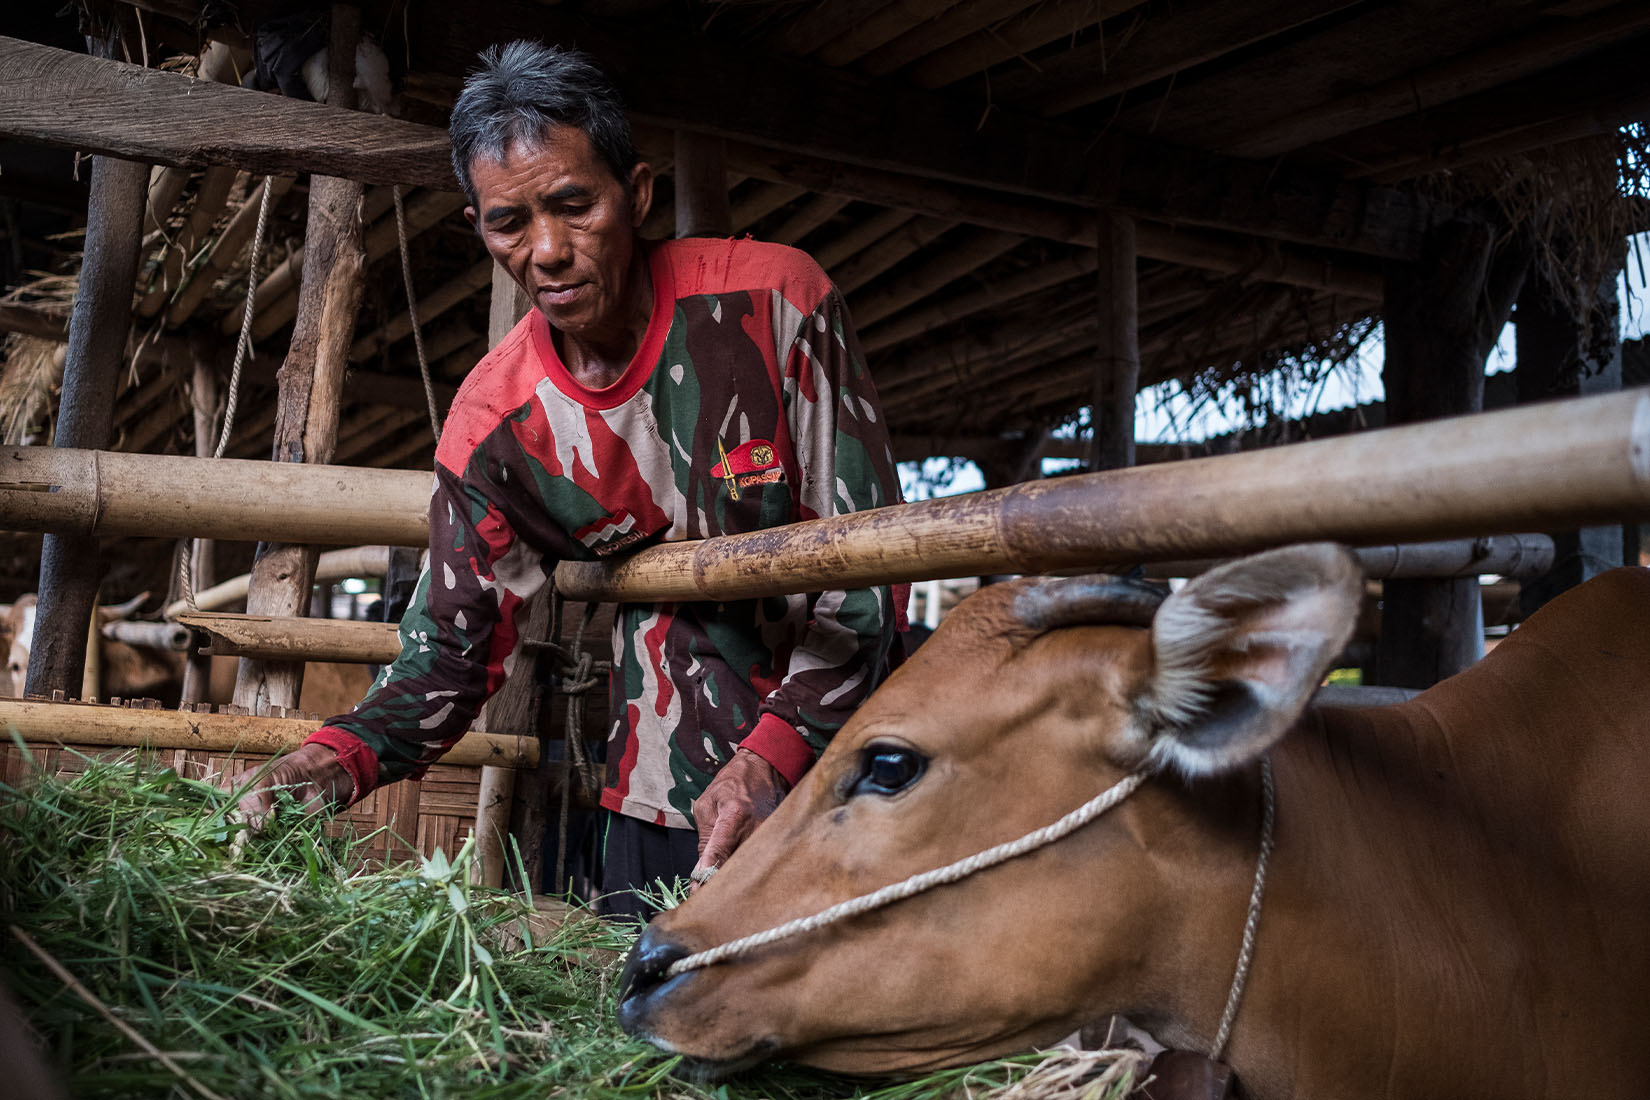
left=691, top=283, right=902, bottom=877
left=238, top=459, right=554, bottom=821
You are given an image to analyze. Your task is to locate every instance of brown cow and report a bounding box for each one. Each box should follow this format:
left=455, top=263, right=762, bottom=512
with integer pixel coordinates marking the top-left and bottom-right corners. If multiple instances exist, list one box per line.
left=618, top=544, right=1650, bottom=1099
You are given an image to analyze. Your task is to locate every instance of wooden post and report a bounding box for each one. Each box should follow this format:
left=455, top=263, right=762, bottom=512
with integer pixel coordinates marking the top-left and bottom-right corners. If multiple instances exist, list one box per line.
left=234, top=4, right=368, bottom=714
left=1515, top=252, right=1625, bottom=615
left=1091, top=210, right=1139, bottom=473
left=674, top=131, right=731, bottom=239
left=180, top=342, right=219, bottom=705
left=25, top=28, right=150, bottom=699
left=1376, top=215, right=1529, bottom=689
left=476, top=265, right=535, bottom=888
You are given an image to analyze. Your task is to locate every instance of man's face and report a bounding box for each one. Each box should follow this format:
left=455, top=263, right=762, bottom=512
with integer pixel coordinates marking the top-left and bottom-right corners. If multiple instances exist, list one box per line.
left=465, top=124, right=653, bottom=344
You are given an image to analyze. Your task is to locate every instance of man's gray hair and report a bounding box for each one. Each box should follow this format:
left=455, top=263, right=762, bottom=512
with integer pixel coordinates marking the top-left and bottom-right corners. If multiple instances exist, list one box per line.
left=449, top=41, right=639, bottom=204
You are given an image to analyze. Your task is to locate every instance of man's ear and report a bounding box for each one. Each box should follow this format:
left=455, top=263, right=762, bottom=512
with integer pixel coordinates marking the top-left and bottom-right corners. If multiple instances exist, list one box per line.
left=1135, top=543, right=1363, bottom=777
left=628, top=161, right=655, bottom=230
left=463, top=205, right=478, bottom=231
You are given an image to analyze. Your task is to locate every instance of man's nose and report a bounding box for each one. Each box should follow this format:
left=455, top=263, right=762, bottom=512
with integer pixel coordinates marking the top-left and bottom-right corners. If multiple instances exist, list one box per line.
left=528, top=218, right=571, bottom=268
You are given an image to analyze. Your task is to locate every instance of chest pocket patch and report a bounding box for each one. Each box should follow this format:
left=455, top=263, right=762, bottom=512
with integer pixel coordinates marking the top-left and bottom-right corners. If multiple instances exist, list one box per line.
left=711, top=439, right=791, bottom=530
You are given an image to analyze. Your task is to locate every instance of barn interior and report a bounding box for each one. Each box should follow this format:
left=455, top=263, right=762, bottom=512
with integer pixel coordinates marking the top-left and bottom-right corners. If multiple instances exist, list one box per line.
left=0, top=0, right=1647, bottom=874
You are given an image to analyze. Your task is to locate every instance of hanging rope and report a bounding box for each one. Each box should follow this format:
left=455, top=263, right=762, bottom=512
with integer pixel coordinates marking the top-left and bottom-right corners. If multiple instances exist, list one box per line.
left=392, top=185, right=443, bottom=443
left=663, top=755, right=1278, bottom=1064
left=175, top=174, right=277, bottom=614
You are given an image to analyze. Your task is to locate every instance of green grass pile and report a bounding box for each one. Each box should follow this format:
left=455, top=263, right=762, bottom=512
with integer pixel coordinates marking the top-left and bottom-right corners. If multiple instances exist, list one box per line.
left=0, top=749, right=1141, bottom=1099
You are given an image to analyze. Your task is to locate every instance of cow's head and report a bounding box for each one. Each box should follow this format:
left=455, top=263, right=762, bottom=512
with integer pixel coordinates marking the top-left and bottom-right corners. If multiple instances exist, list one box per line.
left=618, top=543, right=1362, bottom=1076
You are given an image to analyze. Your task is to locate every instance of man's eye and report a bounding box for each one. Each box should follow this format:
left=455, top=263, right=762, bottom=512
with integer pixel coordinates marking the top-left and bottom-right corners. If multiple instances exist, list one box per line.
left=850, top=745, right=926, bottom=798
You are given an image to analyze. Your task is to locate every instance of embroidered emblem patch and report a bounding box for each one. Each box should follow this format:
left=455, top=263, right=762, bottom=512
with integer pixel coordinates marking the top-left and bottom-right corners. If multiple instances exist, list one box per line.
left=711, top=439, right=786, bottom=491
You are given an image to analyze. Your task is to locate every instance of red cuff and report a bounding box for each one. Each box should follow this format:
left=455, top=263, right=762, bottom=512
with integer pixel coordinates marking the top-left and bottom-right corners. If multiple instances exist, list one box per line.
left=740, top=713, right=818, bottom=787
left=304, top=726, right=379, bottom=805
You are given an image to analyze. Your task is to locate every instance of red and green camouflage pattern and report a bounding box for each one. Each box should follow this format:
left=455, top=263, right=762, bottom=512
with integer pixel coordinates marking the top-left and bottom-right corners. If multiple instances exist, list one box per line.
left=308, top=238, right=903, bottom=829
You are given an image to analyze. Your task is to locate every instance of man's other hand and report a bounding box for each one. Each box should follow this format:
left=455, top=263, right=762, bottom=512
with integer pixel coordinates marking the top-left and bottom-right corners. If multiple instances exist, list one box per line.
left=689, top=747, right=789, bottom=890
left=234, top=741, right=355, bottom=830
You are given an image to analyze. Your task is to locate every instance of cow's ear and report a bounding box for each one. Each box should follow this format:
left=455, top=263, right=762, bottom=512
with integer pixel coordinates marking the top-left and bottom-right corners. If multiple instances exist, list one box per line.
left=1134, top=543, right=1362, bottom=776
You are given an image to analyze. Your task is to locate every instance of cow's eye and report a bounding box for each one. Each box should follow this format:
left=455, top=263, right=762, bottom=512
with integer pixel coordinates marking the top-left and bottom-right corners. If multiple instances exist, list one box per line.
left=852, top=745, right=925, bottom=798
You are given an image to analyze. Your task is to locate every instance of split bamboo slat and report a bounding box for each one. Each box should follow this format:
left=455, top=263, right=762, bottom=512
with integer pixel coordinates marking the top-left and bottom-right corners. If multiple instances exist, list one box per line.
left=176, top=612, right=401, bottom=664
left=555, top=390, right=1650, bottom=602
left=0, top=698, right=538, bottom=768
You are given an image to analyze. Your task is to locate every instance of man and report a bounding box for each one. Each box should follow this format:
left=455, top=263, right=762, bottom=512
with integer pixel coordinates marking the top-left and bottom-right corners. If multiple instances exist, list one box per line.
left=240, top=41, right=902, bottom=919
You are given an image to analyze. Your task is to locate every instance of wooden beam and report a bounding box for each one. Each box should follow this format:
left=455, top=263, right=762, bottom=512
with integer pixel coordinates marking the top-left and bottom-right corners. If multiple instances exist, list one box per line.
left=860, top=248, right=1098, bottom=354
left=429, top=9, right=1433, bottom=259
left=729, top=180, right=807, bottom=230
left=908, top=0, right=1146, bottom=89
left=0, top=699, right=538, bottom=770
left=814, top=0, right=963, bottom=67
left=768, top=194, right=853, bottom=247
left=1340, top=40, right=1650, bottom=182
left=349, top=258, right=492, bottom=362
left=236, top=5, right=368, bottom=715
left=1220, top=1, right=1650, bottom=157
left=814, top=208, right=915, bottom=272
left=1018, top=0, right=1361, bottom=117
left=850, top=228, right=1022, bottom=327
left=832, top=217, right=955, bottom=295
left=556, top=390, right=1650, bottom=602
left=27, top=26, right=151, bottom=700
left=1091, top=211, right=1139, bottom=471
left=858, top=0, right=1046, bottom=78
left=674, top=131, right=732, bottom=238
left=0, top=37, right=455, bottom=189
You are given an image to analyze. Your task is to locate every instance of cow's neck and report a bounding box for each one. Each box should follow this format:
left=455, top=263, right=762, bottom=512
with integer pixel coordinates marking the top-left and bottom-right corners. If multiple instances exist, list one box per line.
left=1188, top=684, right=1642, bottom=1100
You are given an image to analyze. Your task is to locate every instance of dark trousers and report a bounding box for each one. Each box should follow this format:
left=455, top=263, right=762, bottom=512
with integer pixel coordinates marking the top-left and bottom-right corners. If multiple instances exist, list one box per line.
left=595, top=809, right=699, bottom=922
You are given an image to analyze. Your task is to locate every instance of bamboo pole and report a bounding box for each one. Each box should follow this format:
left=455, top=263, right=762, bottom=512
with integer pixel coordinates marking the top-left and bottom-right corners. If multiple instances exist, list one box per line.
left=814, top=208, right=914, bottom=272
left=27, top=25, right=151, bottom=699
left=348, top=258, right=492, bottom=362
left=102, top=620, right=193, bottom=651
left=1142, top=535, right=1556, bottom=582
left=0, top=446, right=427, bottom=545
left=164, top=545, right=394, bottom=619
left=0, top=699, right=537, bottom=769
left=769, top=194, right=851, bottom=247
left=135, top=166, right=240, bottom=320
left=554, top=389, right=1650, bottom=602
left=177, top=612, right=400, bottom=663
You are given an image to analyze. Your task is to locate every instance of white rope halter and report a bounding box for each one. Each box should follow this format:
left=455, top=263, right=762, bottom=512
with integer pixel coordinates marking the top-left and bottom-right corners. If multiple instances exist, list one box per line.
left=664, top=758, right=1277, bottom=1063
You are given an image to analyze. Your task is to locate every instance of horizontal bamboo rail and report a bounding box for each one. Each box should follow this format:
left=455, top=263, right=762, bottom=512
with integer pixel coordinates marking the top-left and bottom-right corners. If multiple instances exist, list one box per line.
left=2, top=393, right=1645, bottom=604
left=1142, top=534, right=1556, bottom=583
left=0, top=448, right=428, bottom=545
left=176, top=612, right=401, bottom=664
left=0, top=698, right=537, bottom=769
left=555, top=389, right=1650, bottom=602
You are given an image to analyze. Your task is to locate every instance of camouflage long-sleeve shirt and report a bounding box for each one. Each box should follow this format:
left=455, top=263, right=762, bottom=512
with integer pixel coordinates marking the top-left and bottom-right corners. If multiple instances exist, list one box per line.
left=307, top=237, right=903, bottom=828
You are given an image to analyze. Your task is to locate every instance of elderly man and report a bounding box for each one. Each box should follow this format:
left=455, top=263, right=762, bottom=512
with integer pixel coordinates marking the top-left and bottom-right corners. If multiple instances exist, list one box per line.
left=241, top=41, right=902, bottom=919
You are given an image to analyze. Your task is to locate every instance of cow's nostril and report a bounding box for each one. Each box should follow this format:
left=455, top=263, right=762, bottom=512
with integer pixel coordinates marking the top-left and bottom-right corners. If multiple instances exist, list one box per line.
left=619, top=928, right=692, bottom=1006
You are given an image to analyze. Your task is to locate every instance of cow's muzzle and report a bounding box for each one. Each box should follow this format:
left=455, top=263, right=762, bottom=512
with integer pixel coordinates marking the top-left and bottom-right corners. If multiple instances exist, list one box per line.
left=617, top=927, right=692, bottom=1034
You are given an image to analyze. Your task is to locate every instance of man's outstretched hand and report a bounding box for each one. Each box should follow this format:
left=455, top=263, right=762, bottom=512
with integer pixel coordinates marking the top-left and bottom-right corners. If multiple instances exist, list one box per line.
left=688, top=747, right=789, bottom=891
left=234, top=741, right=355, bottom=830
